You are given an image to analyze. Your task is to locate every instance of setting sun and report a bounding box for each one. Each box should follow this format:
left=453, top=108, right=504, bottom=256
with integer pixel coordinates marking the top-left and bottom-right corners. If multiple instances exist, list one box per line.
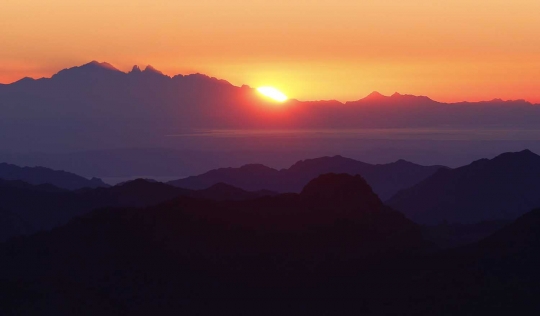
left=257, top=87, right=288, bottom=102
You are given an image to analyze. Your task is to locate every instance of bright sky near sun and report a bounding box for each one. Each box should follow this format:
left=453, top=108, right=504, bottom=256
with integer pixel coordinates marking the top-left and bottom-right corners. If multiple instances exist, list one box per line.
left=1, top=0, right=540, bottom=102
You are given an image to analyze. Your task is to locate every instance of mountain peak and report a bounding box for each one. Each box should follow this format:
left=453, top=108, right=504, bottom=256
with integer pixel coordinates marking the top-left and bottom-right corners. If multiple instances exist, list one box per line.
left=362, top=91, right=387, bottom=101
left=143, top=65, right=164, bottom=75
left=130, top=65, right=142, bottom=73
left=12, top=77, right=36, bottom=85
left=492, top=149, right=540, bottom=163
left=300, top=173, right=383, bottom=212
left=53, top=61, right=122, bottom=79
left=82, top=61, right=120, bottom=72
left=519, top=149, right=535, bottom=155
left=393, top=158, right=414, bottom=165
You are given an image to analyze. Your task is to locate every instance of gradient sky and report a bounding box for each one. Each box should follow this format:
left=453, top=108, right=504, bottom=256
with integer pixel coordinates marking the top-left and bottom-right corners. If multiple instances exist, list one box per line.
left=2, top=0, right=540, bottom=102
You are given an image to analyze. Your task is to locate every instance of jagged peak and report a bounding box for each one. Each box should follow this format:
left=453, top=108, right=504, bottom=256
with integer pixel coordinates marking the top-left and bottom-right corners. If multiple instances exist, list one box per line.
left=130, top=65, right=142, bottom=73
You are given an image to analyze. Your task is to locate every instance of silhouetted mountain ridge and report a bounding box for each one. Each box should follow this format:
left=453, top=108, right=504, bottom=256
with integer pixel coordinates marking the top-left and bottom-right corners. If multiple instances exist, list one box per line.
left=388, top=149, right=540, bottom=223
left=3, top=61, right=540, bottom=153
left=3, top=173, right=540, bottom=314
left=169, top=155, right=445, bottom=200
left=0, top=178, right=276, bottom=241
left=0, top=162, right=108, bottom=190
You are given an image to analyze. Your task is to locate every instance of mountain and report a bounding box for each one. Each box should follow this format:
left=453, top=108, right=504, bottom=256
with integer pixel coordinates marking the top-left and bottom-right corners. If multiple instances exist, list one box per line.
left=0, top=179, right=95, bottom=241
left=0, top=162, right=108, bottom=190
left=388, top=149, right=540, bottom=224
left=188, top=182, right=277, bottom=201
left=3, top=174, right=540, bottom=315
left=423, top=208, right=540, bottom=313
left=0, top=178, right=275, bottom=241
left=300, top=173, right=383, bottom=211
left=169, top=155, right=445, bottom=200
left=421, top=220, right=511, bottom=249
left=2, top=61, right=540, bottom=154
left=3, top=173, right=540, bottom=314
left=469, top=208, right=540, bottom=264
left=0, top=173, right=427, bottom=315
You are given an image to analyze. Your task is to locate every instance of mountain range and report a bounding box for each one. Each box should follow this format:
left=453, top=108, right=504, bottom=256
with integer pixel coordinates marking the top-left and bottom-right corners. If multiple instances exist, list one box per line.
left=388, top=149, right=540, bottom=223
left=0, top=174, right=428, bottom=315
left=1, top=173, right=540, bottom=314
left=169, top=155, right=445, bottom=200
left=3, top=148, right=540, bottom=232
left=2, top=61, right=540, bottom=154
left=0, top=178, right=275, bottom=242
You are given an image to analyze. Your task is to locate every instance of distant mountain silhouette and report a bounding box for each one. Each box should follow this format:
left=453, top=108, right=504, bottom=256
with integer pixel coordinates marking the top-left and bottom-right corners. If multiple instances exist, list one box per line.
left=0, top=162, right=108, bottom=190
left=2, top=61, right=540, bottom=153
left=388, top=149, right=540, bottom=223
left=169, top=155, right=445, bottom=200
left=0, top=178, right=275, bottom=241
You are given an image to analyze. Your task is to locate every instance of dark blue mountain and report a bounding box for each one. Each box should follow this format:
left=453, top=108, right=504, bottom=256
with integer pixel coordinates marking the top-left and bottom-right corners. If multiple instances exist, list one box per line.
left=388, top=149, right=540, bottom=223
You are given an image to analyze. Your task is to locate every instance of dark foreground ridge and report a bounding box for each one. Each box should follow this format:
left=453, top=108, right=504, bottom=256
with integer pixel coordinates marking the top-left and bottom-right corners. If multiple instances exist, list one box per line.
left=1, top=173, right=540, bottom=315
left=0, top=174, right=426, bottom=315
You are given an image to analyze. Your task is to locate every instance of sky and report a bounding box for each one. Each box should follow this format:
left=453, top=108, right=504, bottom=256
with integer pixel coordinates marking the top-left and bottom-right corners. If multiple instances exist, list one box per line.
left=1, top=0, right=540, bottom=103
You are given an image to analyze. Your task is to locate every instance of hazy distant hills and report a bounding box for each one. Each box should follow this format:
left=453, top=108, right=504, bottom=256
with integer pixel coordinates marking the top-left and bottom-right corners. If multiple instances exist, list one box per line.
left=169, top=155, right=445, bottom=200
left=388, top=149, right=540, bottom=224
left=2, top=61, right=540, bottom=153
left=0, top=162, right=108, bottom=190
left=0, top=178, right=275, bottom=241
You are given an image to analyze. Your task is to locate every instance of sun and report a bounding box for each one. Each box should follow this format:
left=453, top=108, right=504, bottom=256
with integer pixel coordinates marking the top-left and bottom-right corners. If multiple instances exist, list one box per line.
left=257, top=87, right=288, bottom=102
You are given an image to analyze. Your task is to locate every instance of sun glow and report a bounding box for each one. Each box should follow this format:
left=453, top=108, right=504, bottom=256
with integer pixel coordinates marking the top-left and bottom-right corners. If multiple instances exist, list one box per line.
left=257, top=87, right=288, bottom=102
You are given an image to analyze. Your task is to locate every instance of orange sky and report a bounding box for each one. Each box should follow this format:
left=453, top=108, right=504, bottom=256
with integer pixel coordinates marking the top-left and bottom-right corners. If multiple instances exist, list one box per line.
left=1, top=0, right=540, bottom=103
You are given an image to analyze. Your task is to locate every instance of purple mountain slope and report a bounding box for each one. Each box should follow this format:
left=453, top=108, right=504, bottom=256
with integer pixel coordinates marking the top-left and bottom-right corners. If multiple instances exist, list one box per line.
left=388, top=149, right=540, bottom=224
